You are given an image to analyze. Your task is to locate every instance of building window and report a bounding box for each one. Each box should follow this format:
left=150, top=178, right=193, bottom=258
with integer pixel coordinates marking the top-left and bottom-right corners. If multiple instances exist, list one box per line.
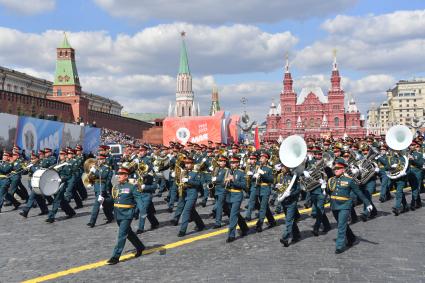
left=309, top=118, right=314, bottom=128
left=188, top=106, right=191, bottom=116
left=334, top=117, right=339, bottom=127
left=57, top=88, right=62, bottom=96
left=286, top=119, right=291, bottom=128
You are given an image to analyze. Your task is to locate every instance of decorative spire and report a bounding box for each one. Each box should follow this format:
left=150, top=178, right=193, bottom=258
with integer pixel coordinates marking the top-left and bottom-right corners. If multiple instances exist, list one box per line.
left=178, top=31, right=190, bottom=74
left=330, top=48, right=341, bottom=91
left=283, top=53, right=293, bottom=94
left=60, top=32, right=72, bottom=49
left=332, top=48, right=337, bottom=71
left=285, top=52, right=289, bottom=73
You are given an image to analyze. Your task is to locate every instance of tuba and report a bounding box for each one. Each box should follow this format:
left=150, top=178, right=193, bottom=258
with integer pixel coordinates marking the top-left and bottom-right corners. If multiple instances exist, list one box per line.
left=299, top=153, right=333, bottom=192
left=355, top=146, right=380, bottom=185
left=277, top=135, right=307, bottom=201
left=385, top=125, right=413, bottom=179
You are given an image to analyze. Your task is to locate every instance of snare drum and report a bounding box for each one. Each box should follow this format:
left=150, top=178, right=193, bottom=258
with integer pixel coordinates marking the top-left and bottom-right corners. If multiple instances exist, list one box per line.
left=31, top=169, right=61, bottom=196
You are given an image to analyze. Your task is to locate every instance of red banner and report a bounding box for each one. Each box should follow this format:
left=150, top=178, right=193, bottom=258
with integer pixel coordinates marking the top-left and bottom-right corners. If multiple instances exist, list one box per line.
left=163, top=112, right=225, bottom=145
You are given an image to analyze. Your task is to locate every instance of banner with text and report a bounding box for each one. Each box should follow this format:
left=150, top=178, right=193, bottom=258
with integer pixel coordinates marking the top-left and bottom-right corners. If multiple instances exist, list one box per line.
left=163, top=112, right=225, bottom=145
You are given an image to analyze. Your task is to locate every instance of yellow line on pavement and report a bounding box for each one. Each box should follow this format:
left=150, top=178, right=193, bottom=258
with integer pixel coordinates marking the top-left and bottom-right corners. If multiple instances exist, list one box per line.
left=22, top=187, right=410, bottom=283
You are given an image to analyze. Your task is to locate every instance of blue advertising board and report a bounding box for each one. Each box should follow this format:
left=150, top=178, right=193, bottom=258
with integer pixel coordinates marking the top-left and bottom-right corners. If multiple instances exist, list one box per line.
left=83, top=127, right=101, bottom=154
left=16, top=116, right=64, bottom=156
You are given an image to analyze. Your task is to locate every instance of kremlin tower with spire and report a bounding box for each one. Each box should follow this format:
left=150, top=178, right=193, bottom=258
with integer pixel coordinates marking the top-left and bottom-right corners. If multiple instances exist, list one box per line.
left=264, top=52, right=366, bottom=140
left=169, top=31, right=200, bottom=117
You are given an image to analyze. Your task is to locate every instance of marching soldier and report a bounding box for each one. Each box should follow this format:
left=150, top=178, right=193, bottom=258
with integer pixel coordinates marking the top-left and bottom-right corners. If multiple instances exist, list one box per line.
left=107, top=166, right=146, bottom=265
left=74, top=145, right=88, bottom=200
left=177, top=156, right=205, bottom=237
left=212, top=155, right=230, bottom=228
left=224, top=156, right=249, bottom=242
left=376, top=145, right=392, bottom=202
left=358, top=145, right=378, bottom=221
left=65, top=149, right=83, bottom=209
left=278, top=164, right=301, bottom=247
left=19, top=152, right=49, bottom=217
left=0, top=152, right=14, bottom=213
left=253, top=152, right=277, bottom=232
left=307, top=150, right=331, bottom=236
left=86, top=154, right=114, bottom=227
left=136, top=167, right=160, bottom=234
left=325, top=158, right=373, bottom=253
left=46, top=150, right=76, bottom=223
left=407, top=141, right=423, bottom=210
left=5, top=152, right=23, bottom=209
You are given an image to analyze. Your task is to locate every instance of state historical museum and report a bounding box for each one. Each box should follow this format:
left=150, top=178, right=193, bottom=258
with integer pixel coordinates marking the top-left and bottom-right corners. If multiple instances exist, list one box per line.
left=264, top=55, right=366, bottom=141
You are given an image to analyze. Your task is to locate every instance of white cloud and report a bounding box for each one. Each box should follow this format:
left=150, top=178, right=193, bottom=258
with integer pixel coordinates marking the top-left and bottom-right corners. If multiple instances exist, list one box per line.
left=0, top=24, right=297, bottom=76
left=94, top=0, right=357, bottom=24
left=293, top=10, right=425, bottom=75
left=322, top=10, right=425, bottom=43
left=0, top=0, right=55, bottom=15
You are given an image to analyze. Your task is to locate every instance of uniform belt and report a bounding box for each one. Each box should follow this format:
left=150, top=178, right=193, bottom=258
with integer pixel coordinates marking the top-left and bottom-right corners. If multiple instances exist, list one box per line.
left=227, top=188, right=242, bottom=193
left=114, top=204, right=135, bottom=208
left=331, top=195, right=350, bottom=201
left=260, top=183, right=270, bottom=186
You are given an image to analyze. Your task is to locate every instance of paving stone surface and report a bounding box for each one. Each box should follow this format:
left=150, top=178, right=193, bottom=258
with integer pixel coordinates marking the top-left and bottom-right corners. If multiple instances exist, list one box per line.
left=1, top=179, right=425, bottom=282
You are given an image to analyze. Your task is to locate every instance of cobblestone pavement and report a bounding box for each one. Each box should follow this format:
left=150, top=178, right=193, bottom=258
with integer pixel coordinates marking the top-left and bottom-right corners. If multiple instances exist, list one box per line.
left=1, top=180, right=425, bottom=282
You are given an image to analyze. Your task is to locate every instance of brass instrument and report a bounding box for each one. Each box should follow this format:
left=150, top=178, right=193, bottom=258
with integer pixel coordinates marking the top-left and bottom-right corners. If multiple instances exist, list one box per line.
left=82, top=158, right=97, bottom=189
left=385, top=125, right=412, bottom=180
left=299, top=154, right=332, bottom=192
left=134, top=161, right=148, bottom=190
left=174, top=153, right=187, bottom=198
left=355, top=146, right=379, bottom=185
left=207, top=157, right=219, bottom=190
left=6, top=161, right=36, bottom=178
left=244, top=163, right=253, bottom=193
left=254, top=164, right=261, bottom=186
left=223, top=168, right=232, bottom=189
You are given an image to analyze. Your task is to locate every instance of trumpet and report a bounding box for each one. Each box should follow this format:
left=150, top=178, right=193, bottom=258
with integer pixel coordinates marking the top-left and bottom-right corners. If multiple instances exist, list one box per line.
left=223, top=168, right=233, bottom=189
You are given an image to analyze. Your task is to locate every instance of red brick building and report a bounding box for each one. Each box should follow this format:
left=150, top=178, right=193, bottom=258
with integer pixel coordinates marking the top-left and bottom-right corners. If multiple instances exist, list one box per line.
left=0, top=34, right=152, bottom=139
left=264, top=55, right=366, bottom=141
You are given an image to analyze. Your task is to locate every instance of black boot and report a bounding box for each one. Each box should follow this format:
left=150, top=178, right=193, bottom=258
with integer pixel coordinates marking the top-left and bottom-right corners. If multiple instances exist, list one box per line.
left=106, top=257, right=119, bottom=265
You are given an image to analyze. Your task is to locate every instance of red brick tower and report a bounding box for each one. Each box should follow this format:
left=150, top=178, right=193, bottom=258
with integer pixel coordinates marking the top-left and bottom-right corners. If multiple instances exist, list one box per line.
left=327, top=50, right=345, bottom=136
left=279, top=55, right=297, bottom=137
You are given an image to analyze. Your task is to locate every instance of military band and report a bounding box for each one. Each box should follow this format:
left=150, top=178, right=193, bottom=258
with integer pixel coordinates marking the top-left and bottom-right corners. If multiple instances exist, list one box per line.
left=1, top=124, right=425, bottom=263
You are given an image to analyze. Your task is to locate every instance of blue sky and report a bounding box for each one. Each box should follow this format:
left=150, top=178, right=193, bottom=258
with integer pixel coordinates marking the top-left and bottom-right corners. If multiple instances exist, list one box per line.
left=0, top=0, right=424, bottom=121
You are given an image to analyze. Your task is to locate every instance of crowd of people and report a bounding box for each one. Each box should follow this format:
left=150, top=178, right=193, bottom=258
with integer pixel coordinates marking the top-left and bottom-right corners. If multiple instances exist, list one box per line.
left=100, top=128, right=140, bottom=146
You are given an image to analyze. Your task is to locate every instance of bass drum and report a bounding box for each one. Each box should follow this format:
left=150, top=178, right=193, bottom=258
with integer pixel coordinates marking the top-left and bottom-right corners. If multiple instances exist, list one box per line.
left=31, top=169, right=61, bottom=196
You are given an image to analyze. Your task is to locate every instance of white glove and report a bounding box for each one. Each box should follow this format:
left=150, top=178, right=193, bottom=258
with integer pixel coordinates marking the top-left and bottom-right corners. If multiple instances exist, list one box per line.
left=351, top=168, right=359, bottom=175
left=366, top=204, right=373, bottom=213
left=258, top=169, right=265, bottom=175
left=374, top=167, right=379, bottom=173
left=182, top=177, right=189, bottom=183
left=275, top=183, right=283, bottom=189
left=153, top=166, right=159, bottom=172
left=97, top=195, right=104, bottom=204
left=90, top=166, right=96, bottom=174
left=87, top=184, right=93, bottom=189
left=274, top=164, right=282, bottom=171
left=319, top=178, right=325, bottom=185
left=141, top=184, right=146, bottom=190
left=171, top=171, right=176, bottom=178
left=167, top=154, right=172, bottom=158
left=322, top=189, right=327, bottom=196
left=374, top=156, right=380, bottom=160
left=391, top=164, right=398, bottom=168
left=208, top=166, right=214, bottom=171
left=211, top=177, right=217, bottom=182
left=303, top=171, right=311, bottom=178
left=247, top=171, right=253, bottom=176
left=308, top=155, right=313, bottom=161
left=202, top=158, right=207, bottom=162
left=253, top=173, right=260, bottom=179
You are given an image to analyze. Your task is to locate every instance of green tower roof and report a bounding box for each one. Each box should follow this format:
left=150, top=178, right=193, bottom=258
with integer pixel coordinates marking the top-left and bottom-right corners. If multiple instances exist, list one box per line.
left=54, top=33, right=80, bottom=86
left=178, top=33, right=190, bottom=74
left=59, top=32, right=72, bottom=48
